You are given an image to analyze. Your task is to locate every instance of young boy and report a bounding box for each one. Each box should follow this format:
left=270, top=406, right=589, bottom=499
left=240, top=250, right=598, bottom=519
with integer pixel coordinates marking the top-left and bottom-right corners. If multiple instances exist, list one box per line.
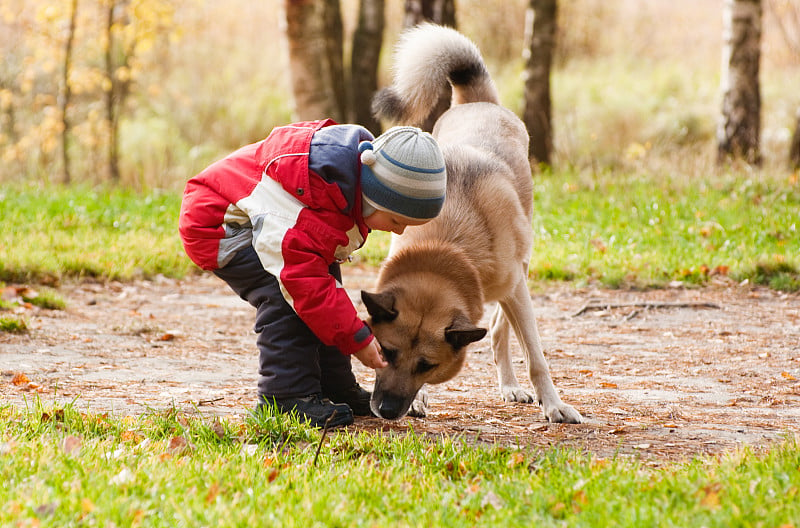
left=178, top=119, right=446, bottom=427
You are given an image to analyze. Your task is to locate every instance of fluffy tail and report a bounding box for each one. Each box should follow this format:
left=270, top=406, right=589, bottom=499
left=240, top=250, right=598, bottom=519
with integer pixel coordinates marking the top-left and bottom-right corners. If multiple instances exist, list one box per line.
left=372, top=23, right=499, bottom=128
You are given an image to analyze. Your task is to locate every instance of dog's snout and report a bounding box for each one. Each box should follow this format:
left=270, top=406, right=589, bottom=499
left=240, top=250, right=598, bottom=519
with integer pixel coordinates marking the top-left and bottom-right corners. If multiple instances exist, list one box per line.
left=377, top=395, right=404, bottom=420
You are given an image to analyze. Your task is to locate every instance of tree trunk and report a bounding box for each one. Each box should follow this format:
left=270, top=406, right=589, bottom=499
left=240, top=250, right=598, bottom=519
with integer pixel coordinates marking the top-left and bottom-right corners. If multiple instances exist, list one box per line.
left=403, top=0, right=456, bottom=28
left=104, top=0, right=120, bottom=182
left=791, top=108, right=800, bottom=169
left=402, top=0, right=457, bottom=131
left=60, top=0, right=78, bottom=184
left=350, top=0, right=384, bottom=133
left=284, top=0, right=347, bottom=122
left=323, top=0, right=347, bottom=120
left=522, top=0, right=556, bottom=165
left=717, top=0, right=762, bottom=165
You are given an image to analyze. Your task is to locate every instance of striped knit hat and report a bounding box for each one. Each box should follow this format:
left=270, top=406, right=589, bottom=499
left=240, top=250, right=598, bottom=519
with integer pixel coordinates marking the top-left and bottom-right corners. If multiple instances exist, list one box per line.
left=359, top=126, right=446, bottom=221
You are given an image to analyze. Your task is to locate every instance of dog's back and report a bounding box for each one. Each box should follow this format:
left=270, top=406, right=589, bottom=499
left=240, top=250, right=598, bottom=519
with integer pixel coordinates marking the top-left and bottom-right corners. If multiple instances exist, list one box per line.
left=373, top=23, right=533, bottom=301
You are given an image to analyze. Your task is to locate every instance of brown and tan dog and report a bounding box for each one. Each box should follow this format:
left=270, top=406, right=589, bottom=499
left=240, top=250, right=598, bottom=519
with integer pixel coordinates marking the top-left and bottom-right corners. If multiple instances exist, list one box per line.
left=361, top=24, right=582, bottom=423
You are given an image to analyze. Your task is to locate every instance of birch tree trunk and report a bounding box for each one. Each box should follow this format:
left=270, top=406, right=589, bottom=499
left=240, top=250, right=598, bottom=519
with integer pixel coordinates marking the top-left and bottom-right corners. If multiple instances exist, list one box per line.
left=350, top=0, right=384, bottom=132
left=284, top=0, right=347, bottom=121
left=717, top=0, right=762, bottom=165
left=522, top=0, right=556, bottom=165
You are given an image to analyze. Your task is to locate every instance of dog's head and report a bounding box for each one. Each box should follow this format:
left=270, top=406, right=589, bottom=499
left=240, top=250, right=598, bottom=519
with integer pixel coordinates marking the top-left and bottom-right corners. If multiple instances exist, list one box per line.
left=361, top=288, right=486, bottom=420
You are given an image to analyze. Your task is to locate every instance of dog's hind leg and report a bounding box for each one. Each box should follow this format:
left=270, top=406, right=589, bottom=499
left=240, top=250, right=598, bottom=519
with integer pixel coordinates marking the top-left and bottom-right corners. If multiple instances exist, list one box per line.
left=499, top=279, right=583, bottom=424
left=490, top=304, right=536, bottom=403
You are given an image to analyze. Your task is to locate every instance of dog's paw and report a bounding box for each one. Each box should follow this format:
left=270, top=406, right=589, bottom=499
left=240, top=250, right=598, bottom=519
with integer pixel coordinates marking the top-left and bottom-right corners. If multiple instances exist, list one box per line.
left=543, top=402, right=583, bottom=424
left=407, top=399, right=427, bottom=418
left=407, top=390, right=429, bottom=418
left=501, top=386, right=536, bottom=404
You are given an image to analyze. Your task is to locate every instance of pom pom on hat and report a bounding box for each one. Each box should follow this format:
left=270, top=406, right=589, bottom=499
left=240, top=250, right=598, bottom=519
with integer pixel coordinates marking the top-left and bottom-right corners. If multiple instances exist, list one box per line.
left=360, top=147, right=377, bottom=166
left=359, top=126, right=446, bottom=221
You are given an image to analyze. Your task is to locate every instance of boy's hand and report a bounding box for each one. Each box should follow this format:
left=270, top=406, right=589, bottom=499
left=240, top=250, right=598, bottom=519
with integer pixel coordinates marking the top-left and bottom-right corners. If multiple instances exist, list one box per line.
left=354, top=339, right=388, bottom=369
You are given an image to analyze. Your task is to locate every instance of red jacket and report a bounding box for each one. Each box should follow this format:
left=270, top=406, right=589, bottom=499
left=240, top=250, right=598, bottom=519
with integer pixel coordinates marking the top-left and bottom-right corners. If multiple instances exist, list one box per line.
left=179, top=120, right=375, bottom=355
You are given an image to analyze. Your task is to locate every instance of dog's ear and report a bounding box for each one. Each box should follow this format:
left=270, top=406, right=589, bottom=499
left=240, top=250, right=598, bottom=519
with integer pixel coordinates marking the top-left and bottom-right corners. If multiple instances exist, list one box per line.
left=445, top=312, right=487, bottom=350
left=361, top=291, right=398, bottom=322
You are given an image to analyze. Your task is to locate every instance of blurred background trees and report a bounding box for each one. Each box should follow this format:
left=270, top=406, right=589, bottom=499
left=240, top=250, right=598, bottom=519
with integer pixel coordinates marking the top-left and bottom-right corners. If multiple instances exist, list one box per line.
left=717, top=0, right=763, bottom=165
left=1, top=0, right=799, bottom=189
left=523, top=0, right=557, bottom=164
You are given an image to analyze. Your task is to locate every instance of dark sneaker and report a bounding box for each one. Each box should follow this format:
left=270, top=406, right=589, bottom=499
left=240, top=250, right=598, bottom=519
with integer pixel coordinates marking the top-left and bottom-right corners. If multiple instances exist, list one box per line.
left=323, top=384, right=374, bottom=416
left=258, top=394, right=354, bottom=428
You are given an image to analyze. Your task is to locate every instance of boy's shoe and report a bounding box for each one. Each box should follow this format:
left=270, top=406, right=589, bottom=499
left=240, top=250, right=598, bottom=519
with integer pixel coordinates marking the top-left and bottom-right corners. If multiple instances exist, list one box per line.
left=323, top=384, right=374, bottom=416
left=258, top=394, right=354, bottom=428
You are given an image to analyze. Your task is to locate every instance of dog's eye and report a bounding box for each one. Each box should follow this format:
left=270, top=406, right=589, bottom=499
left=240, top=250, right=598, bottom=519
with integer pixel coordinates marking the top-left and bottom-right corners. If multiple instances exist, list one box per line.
left=382, top=348, right=398, bottom=364
left=415, top=359, right=437, bottom=374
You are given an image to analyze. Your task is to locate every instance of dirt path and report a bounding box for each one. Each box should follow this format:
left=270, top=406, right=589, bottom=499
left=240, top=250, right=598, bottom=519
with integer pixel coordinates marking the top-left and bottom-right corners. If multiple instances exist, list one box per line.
left=3, top=268, right=799, bottom=461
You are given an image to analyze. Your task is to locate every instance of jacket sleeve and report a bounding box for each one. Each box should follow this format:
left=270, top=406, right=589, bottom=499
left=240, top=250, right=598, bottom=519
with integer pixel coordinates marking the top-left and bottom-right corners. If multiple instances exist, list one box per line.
left=275, top=209, right=374, bottom=355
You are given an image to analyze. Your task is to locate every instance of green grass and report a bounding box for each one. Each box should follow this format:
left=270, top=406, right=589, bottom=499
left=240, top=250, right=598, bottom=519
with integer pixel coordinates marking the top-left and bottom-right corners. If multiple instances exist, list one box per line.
left=527, top=168, right=800, bottom=289
left=1, top=173, right=798, bottom=290
left=0, top=184, right=193, bottom=283
left=0, top=315, right=27, bottom=332
left=23, top=287, right=67, bottom=310
left=1, top=402, right=798, bottom=527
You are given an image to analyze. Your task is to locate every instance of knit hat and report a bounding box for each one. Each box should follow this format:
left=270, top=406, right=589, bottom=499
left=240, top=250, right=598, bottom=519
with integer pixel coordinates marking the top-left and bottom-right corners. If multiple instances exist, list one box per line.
left=359, top=126, right=446, bottom=221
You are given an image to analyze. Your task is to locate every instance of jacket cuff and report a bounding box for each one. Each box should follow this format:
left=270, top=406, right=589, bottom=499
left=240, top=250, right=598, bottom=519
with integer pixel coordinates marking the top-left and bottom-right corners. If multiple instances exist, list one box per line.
left=337, top=323, right=374, bottom=355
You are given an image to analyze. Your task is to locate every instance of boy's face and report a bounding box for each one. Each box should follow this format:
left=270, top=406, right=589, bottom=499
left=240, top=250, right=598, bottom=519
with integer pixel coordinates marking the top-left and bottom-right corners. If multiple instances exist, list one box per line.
left=364, top=210, right=428, bottom=235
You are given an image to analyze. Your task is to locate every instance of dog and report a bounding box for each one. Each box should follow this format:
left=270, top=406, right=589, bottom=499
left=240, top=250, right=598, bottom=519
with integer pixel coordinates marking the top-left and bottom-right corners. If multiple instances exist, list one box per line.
left=360, top=24, right=582, bottom=424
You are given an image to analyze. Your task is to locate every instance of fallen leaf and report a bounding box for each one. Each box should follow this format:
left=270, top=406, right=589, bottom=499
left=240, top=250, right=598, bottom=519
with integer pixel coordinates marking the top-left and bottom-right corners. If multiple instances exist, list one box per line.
left=698, top=483, right=722, bottom=510
left=211, top=419, right=226, bottom=439
left=507, top=452, right=526, bottom=468
left=167, top=436, right=191, bottom=455
left=205, top=482, right=220, bottom=504
left=600, top=382, right=618, bottom=389
left=711, top=265, right=729, bottom=276
left=590, top=239, right=607, bottom=253
left=34, top=502, right=58, bottom=517
left=782, top=372, right=797, bottom=381
left=549, top=502, right=567, bottom=517
left=61, top=435, right=82, bottom=456
left=158, top=333, right=175, bottom=341
left=11, top=373, right=30, bottom=386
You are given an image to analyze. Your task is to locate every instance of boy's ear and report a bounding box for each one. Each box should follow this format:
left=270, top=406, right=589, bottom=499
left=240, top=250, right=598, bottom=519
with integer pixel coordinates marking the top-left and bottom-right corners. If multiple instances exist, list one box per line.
left=361, top=291, right=398, bottom=323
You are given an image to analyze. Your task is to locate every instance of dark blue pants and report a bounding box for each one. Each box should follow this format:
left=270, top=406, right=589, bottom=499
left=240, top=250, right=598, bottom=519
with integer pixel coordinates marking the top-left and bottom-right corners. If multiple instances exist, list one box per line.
left=213, top=245, right=356, bottom=399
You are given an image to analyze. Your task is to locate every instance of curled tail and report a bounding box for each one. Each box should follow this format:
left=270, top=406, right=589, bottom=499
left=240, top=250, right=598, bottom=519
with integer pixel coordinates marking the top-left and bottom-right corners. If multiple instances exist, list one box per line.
left=372, top=23, right=499, bottom=128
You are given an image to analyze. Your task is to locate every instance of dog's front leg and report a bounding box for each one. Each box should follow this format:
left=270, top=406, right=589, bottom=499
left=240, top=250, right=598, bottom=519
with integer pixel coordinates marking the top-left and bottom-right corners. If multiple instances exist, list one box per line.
left=490, top=304, right=537, bottom=403
left=500, top=280, right=583, bottom=424
left=407, top=385, right=429, bottom=417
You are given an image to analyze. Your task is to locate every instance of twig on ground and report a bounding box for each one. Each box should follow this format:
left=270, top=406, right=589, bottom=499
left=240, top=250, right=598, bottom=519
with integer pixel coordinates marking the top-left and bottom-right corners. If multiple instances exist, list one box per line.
left=572, top=301, right=721, bottom=317
left=197, top=397, right=224, bottom=406
left=313, top=410, right=337, bottom=467
left=623, top=309, right=641, bottom=322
